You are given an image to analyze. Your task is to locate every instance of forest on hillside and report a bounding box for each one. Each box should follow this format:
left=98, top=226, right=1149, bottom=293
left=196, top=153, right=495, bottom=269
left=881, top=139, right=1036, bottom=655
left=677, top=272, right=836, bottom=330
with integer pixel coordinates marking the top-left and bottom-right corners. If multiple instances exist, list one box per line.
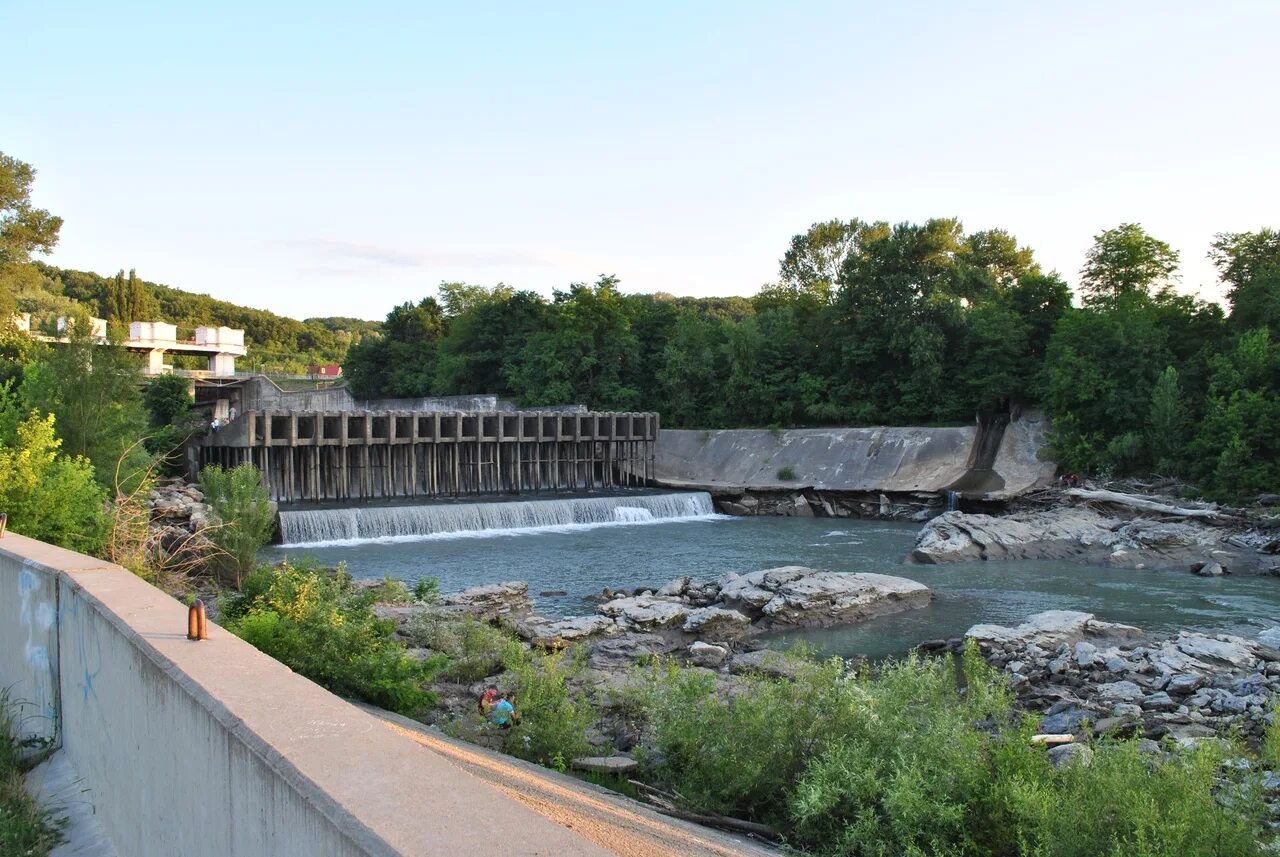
left=344, top=219, right=1280, bottom=502
left=7, top=260, right=381, bottom=374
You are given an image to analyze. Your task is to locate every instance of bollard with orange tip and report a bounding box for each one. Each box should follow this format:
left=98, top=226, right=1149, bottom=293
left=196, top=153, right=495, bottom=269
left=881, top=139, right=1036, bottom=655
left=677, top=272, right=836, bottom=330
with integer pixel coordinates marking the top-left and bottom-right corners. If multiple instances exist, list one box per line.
left=187, top=599, right=208, bottom=641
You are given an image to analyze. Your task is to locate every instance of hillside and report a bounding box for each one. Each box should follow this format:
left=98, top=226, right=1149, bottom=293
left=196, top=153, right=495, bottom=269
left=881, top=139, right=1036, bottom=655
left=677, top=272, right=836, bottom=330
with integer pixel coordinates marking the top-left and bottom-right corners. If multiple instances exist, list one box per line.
left=22, top=262, right=381, bottom=373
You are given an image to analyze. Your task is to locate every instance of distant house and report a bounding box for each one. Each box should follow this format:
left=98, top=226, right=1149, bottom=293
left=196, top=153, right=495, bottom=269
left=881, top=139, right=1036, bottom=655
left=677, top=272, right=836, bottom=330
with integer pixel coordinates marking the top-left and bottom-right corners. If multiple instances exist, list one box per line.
left=308, top=364, right=343, bottom=378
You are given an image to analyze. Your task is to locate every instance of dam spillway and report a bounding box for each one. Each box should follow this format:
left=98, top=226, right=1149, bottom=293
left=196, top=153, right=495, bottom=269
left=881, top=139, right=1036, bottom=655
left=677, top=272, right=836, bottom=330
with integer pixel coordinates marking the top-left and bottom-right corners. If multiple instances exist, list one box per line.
left=197, top=409, right=658, bottom=503
left=277, top=491, right=718, bottom=546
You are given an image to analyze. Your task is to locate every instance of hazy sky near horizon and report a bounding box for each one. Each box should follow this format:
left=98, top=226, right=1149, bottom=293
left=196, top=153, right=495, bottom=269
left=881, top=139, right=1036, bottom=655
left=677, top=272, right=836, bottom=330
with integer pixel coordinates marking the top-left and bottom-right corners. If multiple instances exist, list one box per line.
left=4, top=2, right=1278, bottom=321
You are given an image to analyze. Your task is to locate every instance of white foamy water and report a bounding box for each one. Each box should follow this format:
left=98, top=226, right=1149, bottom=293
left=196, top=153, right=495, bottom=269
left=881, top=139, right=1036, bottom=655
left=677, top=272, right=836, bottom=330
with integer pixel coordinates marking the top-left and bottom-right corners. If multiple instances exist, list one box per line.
left=278, top=492, right=720, bottom=547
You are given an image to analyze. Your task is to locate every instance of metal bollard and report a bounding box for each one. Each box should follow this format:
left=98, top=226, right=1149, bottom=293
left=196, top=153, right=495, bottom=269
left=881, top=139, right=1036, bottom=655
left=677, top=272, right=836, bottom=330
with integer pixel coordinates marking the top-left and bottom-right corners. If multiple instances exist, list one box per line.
left=187, top=599, right=208, bottom=641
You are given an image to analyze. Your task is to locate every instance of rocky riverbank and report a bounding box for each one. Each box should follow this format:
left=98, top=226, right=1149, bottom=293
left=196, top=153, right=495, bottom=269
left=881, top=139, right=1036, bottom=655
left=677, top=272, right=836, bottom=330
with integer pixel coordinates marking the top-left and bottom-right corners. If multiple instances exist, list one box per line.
left=375, top=568, right=933, bottom=669
left=712, top=488, right=938, bottom=520
left=928, top=610, right=1280, bottom=750
left=911, top=501, right=1280, bottom=573
left=144, top=478, right=219, bottom=572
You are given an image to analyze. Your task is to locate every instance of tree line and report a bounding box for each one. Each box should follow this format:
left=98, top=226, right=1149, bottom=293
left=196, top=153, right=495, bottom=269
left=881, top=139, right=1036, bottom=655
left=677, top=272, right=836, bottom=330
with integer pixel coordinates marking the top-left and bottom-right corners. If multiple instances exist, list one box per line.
left=345, top=219, right=1280, bottom=502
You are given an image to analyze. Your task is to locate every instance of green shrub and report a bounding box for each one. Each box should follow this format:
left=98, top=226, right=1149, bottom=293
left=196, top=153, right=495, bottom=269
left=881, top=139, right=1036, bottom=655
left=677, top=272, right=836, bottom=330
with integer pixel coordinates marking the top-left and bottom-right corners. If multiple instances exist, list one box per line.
left=225, top=561, right=441, bottom=714
left=634, top=643, right=1270, bottom=856
left=0, top=404, right=107, bottom=555
left=200, top=463, right=276, bottom=587
left=1002, top=738, right=1263, bottom=857
left=776, top=466, right=797, bottom=480
left=504, top=648, right=597, bottom=767
left=407, top=613, right=526, bottom=683
left=412, top=577, right=440, bottom=603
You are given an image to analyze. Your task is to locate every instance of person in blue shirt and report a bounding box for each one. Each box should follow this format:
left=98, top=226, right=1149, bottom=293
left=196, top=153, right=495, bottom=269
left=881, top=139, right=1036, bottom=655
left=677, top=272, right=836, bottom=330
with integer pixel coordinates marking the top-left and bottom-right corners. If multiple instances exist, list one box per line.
left=490, top=693, right=518, bottom=728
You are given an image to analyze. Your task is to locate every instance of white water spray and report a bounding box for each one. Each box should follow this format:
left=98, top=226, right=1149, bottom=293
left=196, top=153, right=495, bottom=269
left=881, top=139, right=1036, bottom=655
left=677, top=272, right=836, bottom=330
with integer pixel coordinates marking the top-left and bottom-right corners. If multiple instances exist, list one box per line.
left=278, top=492, right=719, bottom=546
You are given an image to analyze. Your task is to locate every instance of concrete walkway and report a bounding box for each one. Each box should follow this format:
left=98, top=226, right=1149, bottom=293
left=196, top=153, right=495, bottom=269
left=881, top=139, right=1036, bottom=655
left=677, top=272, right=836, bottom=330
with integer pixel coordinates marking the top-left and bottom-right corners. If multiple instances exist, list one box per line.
left=367, top=708, right=779, bottom=857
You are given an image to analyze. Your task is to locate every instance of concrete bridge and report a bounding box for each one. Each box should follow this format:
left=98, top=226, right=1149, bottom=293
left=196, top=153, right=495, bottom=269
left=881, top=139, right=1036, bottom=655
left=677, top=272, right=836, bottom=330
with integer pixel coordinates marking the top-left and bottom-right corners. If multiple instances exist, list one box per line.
left=0, top=532, right=772, bottom=857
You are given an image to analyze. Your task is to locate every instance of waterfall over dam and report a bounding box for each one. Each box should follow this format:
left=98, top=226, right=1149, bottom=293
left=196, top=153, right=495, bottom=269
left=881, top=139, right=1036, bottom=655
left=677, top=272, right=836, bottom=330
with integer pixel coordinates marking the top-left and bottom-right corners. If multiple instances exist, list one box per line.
left=278, top=491, right=718, bottom=546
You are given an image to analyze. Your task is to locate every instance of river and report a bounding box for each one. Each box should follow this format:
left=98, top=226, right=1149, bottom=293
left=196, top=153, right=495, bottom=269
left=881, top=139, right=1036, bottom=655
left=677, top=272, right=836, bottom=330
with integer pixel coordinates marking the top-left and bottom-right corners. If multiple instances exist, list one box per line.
left=264, top=495, right=1280, bottom=661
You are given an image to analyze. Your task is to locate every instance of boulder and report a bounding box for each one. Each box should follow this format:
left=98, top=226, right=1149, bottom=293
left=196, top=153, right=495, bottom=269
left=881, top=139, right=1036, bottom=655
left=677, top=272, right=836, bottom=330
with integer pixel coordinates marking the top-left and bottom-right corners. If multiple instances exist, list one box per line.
left=681, top=606, right=753, bottom=638
left=1096, top=680, right=1145, bottom=703
left=598, top=595, right=690, bottom=630
left=439, top=581, right=533, bottom=620
left=1047, top=743, right=1094, bottom=768
left=656, top=576, right=691, bottom=597
left=1171, top=633, right=1258, bottom=670
left=520, top=615, right=617, bottom=647
left=727, top=649, right=803, bottom=680
left=588, top=634, right=679, bottom=670
left=1192, top=561, right=1226, bottom=577
left=688, top=641, right=730, bottom=668
left=966, top=611, right=1142, bottom=649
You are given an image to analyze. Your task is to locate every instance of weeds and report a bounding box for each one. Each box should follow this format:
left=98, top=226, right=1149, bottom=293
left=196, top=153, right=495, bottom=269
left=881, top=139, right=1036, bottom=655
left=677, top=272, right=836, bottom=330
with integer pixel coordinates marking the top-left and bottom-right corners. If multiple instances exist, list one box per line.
left=0, top=698, right=63, bottom=857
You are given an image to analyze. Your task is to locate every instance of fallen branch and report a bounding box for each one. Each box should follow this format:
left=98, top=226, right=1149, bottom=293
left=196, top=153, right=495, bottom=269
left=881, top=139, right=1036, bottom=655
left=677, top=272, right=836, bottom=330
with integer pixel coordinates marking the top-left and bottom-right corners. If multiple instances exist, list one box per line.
left=1066, top=488, right=1224, bottom=521
left=628, top=780, right=781, bottom=842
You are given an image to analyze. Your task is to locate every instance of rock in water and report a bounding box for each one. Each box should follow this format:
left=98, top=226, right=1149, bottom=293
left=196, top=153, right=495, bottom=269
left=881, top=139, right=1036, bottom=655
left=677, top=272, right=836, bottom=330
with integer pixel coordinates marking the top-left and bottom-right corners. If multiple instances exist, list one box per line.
left=911, top=508, right=1228, bottom=567
left=719, top=566, right=931, bottom=629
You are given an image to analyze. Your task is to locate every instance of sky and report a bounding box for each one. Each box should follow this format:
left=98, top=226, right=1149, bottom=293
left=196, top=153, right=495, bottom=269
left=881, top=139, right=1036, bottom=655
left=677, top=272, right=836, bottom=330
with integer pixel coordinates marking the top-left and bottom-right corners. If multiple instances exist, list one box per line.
left=4, top=1, right=1278, bottom=321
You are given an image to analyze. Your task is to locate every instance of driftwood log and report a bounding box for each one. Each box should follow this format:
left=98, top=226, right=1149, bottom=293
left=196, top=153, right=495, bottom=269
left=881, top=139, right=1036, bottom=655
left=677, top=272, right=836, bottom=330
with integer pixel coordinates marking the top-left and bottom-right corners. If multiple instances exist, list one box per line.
left=1066, top=488, right=1225, bottom=521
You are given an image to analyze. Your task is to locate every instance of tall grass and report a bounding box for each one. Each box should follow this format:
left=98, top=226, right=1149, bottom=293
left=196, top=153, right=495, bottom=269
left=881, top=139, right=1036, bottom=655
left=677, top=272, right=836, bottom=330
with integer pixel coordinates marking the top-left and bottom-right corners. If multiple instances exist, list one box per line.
left=0, top=698, right=63, bottom=857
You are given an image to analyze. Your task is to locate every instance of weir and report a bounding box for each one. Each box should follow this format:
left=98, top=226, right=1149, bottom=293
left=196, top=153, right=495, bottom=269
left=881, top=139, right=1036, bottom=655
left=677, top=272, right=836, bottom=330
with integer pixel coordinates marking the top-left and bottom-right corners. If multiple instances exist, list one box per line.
left=278, top=491, right=717, bottom=545
left=197, top=409, right=659, bottom=503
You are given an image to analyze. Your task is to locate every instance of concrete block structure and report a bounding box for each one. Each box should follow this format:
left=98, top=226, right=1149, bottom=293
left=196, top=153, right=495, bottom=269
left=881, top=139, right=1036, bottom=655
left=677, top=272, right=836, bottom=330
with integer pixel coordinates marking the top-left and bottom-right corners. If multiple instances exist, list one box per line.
left=199, top=409, right=660, bottom=503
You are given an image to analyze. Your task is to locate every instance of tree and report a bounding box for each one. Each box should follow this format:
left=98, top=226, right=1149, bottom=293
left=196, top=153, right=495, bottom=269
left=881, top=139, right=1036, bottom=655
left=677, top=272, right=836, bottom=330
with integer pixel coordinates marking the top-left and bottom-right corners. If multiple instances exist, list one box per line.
left=0, top=152, right=62, bottom=266
left=344, top=297, right=445, bottom=400
left=19, top=309, right=152, bottom=490
left=200, top=463, right=276, bottom=587
left=1211, top=228, right=1280, bottom=334
left=1147, top=366, right=1188, bottom=473
left=0, top=396, right=107, bottom=554
left=1080, top=223, right=1179, bottom=303
left=778, top=219, right=865, bottom=304
left=1, top=152, right=63, bottom=335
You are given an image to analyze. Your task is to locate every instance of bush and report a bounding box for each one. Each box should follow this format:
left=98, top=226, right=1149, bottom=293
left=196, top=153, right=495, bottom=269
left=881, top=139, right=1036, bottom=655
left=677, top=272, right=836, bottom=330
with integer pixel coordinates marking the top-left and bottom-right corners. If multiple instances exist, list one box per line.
left=225, top=561, right=441, bottom=714
left=504, top=648, right=597, bottom=768
left=407, top=613, right=525, bottom=683
left=1004, top=738, right=1262, bottom=857
left=634, top=643, right=1270, bottom=856
left=776, top=466, right=797, bottom=481
left=200, top=463, right=276, bottom=587
left=0, top=405, right=107, bottom=554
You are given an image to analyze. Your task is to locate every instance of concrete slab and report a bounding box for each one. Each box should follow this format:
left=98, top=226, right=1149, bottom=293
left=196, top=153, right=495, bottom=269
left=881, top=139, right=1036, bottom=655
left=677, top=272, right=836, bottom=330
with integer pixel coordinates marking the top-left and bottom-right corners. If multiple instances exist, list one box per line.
left=24, top=751, right=117, bottom=857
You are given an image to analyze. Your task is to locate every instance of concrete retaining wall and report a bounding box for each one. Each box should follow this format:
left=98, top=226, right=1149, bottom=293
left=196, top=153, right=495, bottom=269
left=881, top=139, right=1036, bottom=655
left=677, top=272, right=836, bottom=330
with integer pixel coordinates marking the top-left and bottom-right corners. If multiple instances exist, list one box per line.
left=0, top=534, right=609, bottom=857
left=654, top=410, right=1055, bottom=496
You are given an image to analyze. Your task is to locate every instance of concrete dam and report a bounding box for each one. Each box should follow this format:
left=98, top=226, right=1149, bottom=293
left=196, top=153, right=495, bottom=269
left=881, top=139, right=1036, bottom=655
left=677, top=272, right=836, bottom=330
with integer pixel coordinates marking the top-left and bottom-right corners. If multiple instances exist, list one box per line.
left=198, top=409, right=659, bottom=503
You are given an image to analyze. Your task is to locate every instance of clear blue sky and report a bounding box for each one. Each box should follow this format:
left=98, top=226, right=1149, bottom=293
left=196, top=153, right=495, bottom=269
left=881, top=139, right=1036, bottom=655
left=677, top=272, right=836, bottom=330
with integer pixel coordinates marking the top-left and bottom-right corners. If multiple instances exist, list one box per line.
left=4, top=1, right=1277, bottom=320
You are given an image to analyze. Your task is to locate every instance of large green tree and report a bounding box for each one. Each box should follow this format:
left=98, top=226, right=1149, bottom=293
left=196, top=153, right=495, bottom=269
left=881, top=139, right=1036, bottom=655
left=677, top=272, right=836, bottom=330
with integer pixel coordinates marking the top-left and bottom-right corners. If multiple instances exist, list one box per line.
left=1080, top=223, right=1179, bottom=303
left=1212, top=228, right=1280, bottom=335
left=19, top=310, right=152, bottom=490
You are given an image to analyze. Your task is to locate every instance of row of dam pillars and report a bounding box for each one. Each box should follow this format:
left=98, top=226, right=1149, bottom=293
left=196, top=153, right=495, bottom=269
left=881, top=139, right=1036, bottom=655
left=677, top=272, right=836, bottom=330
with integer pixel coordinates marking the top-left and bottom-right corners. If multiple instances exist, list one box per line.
left=197, top=410, right=660, bottom=503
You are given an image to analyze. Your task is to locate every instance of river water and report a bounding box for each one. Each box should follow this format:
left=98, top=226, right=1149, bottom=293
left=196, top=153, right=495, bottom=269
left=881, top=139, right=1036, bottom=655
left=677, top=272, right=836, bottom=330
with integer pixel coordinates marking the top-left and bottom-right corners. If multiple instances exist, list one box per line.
left=264, top=499, right=1280, bottom=661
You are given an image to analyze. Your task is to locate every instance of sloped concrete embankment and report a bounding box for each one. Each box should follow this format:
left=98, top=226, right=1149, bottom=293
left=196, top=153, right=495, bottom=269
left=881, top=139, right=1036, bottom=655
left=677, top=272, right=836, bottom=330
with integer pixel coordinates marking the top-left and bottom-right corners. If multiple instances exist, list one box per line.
left=653, top=410, right=1056, bottom=518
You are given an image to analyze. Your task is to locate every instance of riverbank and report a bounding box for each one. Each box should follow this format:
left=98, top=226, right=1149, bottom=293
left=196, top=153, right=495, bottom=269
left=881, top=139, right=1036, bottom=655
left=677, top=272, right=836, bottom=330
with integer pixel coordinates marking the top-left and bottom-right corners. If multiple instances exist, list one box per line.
left=912, top=485, right=1280, bottom=574
left=364, top=576, right=1280, bottom=854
